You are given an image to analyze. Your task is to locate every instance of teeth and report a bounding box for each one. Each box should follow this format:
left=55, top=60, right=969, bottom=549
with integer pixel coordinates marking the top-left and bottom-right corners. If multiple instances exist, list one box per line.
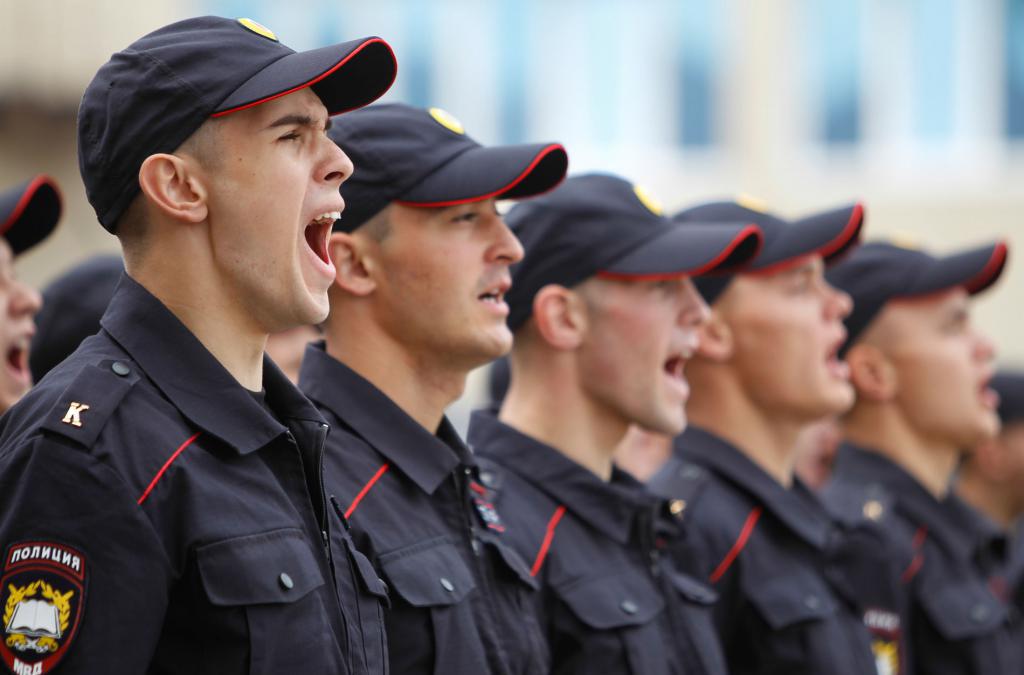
left=311, top=211, right=341, bottom=225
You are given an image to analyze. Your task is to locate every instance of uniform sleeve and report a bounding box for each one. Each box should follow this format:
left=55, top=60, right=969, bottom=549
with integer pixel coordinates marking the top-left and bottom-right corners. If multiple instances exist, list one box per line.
left=0, top=436, right=172, bottom=674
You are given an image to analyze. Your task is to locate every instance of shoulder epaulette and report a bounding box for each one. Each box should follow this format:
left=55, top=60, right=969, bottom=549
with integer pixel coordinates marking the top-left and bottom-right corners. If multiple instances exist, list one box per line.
left=39, top=360, right=141, bottom=448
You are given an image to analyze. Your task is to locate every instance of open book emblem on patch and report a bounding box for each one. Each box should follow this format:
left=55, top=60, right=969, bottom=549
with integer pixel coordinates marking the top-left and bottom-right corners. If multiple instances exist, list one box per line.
left=0, top=543, right=85, bottom=674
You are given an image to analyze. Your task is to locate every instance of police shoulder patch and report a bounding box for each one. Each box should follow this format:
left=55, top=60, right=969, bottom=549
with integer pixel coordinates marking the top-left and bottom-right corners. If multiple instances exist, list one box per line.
left=39, top=361, right=139, bottom=449
left=0, top=542, right=86, bottom=674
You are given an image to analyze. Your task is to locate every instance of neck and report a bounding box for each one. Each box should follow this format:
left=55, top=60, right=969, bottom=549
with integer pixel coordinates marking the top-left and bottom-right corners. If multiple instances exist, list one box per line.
left=686, top=367, right=803, bottom=487
left=499, top=356, right=627, bottom=482
left=842, top=403, right=959, bottom=499
left=956, top=475, right=1017, bottom=530
left=127, top=266, right=266, bottom=392
left=324, top=316, right=465, bottom=432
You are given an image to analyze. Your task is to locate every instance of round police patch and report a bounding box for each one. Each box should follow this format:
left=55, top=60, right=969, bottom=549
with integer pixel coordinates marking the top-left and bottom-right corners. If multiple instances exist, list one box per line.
left=428, top=108, right=465, bottom=135
left=237, top=17, right=278, bottom=42
left=632, top=185, right=663, bottom=216
left=0, top=542, right=85, bottom=675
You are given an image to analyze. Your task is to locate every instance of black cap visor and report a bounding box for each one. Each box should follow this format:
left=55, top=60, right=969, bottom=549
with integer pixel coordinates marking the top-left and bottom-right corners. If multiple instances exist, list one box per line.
left=753, top=203, right=864, bottom=273
left=213, top=37, right=397, bottom=117
left=0, top=175, right=61, bottom=255
left=905, top=241, right=1009, bottom=298
left=397, top=143, right=568, bottom=208
left=598, top=222, right=763, bottom=281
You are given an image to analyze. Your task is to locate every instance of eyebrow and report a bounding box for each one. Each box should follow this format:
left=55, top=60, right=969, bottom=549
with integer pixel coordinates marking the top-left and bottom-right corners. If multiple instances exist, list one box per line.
left=266, top=114, right=332, bottom=132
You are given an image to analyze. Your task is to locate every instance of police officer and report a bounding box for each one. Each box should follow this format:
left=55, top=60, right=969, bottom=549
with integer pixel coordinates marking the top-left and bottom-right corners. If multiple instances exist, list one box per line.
left=0, top=17, right=396, bottom=674
left=0, top=175, right=61, bottom=412
left=824, top=240, right=1022, bottom=674
left=647, top=201, right=901, bottom=675
left=469, top=174, right=764, bottom=674
left=298, top=103, right=568, bottom=674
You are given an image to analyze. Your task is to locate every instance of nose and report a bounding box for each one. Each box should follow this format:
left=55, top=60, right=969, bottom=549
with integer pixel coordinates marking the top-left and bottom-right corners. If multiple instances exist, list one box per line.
left=825, top=282, right=853, bottom=321
left=9, top=280, right=41, bottom=319
left=322, top=137, right=355, bottom=186
left=974, top=329, right=996, bottom=364
left=492, top=215, right=525, bottom=265
left=679, top=277, right=711, bottom=328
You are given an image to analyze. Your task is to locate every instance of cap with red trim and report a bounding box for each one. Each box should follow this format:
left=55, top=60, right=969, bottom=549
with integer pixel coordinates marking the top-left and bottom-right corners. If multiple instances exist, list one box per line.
left=0, top=175, right=61, bottom=255
left=503, top=173, right=764, bottom=333
left=78, top=16, right=397, bottom=233
left=675, top=200, right=865, bottom=304
left=826, top=240, right=1009, bottom=356
left=329, top=103, right=568, bottom=232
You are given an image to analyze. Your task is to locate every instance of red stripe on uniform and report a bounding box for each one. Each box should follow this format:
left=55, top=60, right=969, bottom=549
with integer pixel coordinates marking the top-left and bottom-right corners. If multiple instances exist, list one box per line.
left=709, top=506, right=763, bottom=583
left=530, top=505, right=567, bottom=577
left=900, top=526, right=928, bottom=584
left=137, top=432, right=202, bottom=505
left=345, top=463, right=390, bottom=519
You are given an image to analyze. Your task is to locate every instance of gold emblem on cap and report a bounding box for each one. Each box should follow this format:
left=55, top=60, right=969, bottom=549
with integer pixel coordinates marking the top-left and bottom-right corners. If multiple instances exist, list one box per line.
left=735, top=193, right=769, bottom=213
left=633, top=185, right=664, bottom=216
left=428, top=107, right=465, bottom=135
left=238, top=18, right=278, bottom=42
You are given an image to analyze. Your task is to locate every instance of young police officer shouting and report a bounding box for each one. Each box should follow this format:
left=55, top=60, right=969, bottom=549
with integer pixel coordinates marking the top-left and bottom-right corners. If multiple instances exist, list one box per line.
left=824, top=239, right=1022, bottom=674
left=299, top=103, right=567, bottom=674
left=469, top=174, right=763, bottom=674
left=0, top=17, right=396, bottom=674
left=647, top=200, right=901, bottom=675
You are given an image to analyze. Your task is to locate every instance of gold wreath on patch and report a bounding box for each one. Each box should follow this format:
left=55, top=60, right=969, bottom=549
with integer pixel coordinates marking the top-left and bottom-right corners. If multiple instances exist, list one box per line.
left=3, top=580, right=73, bottom=653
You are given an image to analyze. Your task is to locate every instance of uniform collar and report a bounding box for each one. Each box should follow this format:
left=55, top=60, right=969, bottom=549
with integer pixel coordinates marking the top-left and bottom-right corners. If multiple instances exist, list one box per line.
left=99, top=274, right=325, bottom=454
left=942, top=495, right=1009, bottom=569
left=299, top=341, right=466, bottom=495
left=468, top=409, right=660, bottom=546
left=832, top=442, right=975, bottom=561
left=676, top=425, right=833, bottom=550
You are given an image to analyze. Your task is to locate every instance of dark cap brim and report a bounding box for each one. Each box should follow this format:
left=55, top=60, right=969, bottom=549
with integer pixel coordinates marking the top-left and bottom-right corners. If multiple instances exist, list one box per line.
left=213, top=37, right=397, bottom=117
left=907, top=241, right=1008, bottom=297
left=753, top=203, right=864, bottom=273
left=398, top=143, right=568, bottom=207
left=598, top=222, right=763, bottom=280
left=0, top=175, right=61, bottom=255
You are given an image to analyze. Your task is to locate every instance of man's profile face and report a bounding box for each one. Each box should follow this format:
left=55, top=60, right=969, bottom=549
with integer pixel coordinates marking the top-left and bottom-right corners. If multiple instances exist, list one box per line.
left=871, top=288, right=999, bottom=450
left=0, top=239, right=41, bottom=412
left=362, top=198, right=523, bottom=371
left=576, top=276, right=708, bottom=437
left=718, top=255, right=855, bottom=422
left=192, top=88, right=353, bottom=332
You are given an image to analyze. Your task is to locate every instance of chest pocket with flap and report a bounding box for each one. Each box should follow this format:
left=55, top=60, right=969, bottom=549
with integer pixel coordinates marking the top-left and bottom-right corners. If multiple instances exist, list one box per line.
left=745, top=572, right=836, bottom=630
left=379, top=538, right=476, bottom=607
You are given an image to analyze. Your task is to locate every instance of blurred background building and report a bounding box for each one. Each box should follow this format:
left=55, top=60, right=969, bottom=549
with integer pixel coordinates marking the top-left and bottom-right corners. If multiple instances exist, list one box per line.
left=2, top=0, right=1022, bottom=419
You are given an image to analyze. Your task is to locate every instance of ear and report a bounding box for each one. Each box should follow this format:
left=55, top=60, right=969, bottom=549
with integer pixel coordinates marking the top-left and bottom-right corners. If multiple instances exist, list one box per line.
left=137, top=153, right=207, bottom=224
left=532, top=285, right=587, bottom=350
left=846, top=343, right=897, bottom=402
left=329, top=232, right=377, bottom=296
left=695, top=310, right=733, bottom=362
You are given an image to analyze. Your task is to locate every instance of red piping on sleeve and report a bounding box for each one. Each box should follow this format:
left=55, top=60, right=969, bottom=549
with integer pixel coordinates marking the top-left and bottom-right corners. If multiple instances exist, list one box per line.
left=396, top=144, right=567, bottom=209
left=530, top=505, right=567, bottom=577
left=345, top=463, right=390, bottom=519
left=212, top=38, right=397, bottom=118
left=709, top=506, right=762, bottom=584
left=900, top=526, right=928, bottom=584
left=137, top=432, right=202, bottom=505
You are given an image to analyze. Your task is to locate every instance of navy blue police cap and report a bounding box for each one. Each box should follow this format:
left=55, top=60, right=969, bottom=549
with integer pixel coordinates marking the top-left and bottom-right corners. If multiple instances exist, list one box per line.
left=78, top=16, right=398, bottom=233
left=826, top=239, right=1009, bottom=356
left=674, top=199, right=865, bottom=304
left=0, top=175, right=61, bottom=255
left=504, top=174, right=764, bottom=333
left=30, top=255, right=124, bottom=383
left=329, top=104, right=568, bottom=231
left=989, top=371, right=1024, bottom=425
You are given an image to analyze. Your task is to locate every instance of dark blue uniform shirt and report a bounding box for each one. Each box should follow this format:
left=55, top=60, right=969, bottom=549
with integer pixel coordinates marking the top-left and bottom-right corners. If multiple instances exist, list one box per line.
left=649, top=426, right=892, bottom=675
left=299, top=344, right=547, bottom=675
left=468, top=410, right=727, bottom=675
left=0, top=276, right=385, bottom=675
left=823, top=443, right=1024, bottom=675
